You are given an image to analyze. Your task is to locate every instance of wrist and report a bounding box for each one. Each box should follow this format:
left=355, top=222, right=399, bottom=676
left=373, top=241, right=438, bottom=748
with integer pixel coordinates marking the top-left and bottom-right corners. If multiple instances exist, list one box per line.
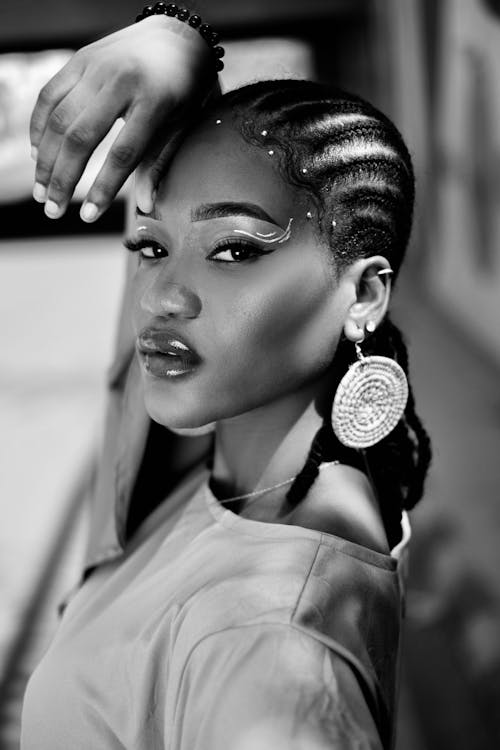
left=136, top=4, right=224, bottom=73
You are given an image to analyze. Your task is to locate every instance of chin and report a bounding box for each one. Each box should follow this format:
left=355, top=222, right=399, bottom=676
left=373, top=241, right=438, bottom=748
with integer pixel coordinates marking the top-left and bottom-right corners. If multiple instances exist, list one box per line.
left=143, top=389, right=216, bottom=435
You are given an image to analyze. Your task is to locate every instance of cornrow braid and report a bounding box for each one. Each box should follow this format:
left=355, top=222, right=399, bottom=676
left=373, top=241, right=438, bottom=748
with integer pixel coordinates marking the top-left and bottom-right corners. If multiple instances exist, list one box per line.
left=211, top=80, right=431, bottom=542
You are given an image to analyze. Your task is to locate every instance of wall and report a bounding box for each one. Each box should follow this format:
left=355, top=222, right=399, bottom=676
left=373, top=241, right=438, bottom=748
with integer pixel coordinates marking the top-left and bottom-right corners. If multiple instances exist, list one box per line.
left=429, top=0, right=500, bottom=367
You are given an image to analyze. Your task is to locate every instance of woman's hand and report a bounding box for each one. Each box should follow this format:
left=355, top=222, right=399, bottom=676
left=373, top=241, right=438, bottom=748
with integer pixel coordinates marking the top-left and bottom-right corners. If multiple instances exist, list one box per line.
left=30, top=15, right=220, bottom=221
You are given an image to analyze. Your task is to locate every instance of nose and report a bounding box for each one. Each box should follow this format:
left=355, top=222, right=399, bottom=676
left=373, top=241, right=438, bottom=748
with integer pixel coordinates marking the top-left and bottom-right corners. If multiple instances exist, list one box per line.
left=140, top=279, right=202, bottom=319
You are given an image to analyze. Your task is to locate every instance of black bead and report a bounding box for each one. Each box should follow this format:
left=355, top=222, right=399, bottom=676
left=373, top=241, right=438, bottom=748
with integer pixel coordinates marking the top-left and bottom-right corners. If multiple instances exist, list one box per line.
left=188, top=14, right=201, bottom=27
left=154, top=1, right=167, bottom=12
left=166, top=3, right=178, bottom=15
left=208, top=30, right=220, bottom=45
left=199, top=23, right=212, bottom=38
left=215, top=59, right=224, bottom=72
left=213, top=45, right=225, bottom=58
left=142, top=5, right=154, bottom=16
left=176, top=7, right=190, bottom=21
left=135, top=13, right=144, bottom=22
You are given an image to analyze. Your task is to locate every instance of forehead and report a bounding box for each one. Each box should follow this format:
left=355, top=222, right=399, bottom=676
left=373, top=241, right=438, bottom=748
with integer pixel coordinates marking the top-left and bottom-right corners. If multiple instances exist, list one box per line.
left=155, top=117, right=301, bottom=225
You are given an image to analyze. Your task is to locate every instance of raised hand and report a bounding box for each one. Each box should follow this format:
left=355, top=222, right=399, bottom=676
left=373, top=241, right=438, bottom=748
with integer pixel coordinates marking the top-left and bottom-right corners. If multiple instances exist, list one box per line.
left=30, top=15, right=220, bottom=221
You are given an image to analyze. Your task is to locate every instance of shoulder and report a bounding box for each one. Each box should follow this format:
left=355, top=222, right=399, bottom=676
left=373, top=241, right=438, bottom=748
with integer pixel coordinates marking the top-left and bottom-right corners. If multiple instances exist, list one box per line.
left=177, top=622, right=385, bottom=749
left=289, top=462, right=391, bottom=554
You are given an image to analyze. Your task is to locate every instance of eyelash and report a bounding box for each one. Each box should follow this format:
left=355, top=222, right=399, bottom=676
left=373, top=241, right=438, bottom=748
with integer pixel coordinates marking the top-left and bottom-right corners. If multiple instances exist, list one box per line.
left=122, top=237, right=272, bottom=264
left=123, top=237, right=166, bottom=259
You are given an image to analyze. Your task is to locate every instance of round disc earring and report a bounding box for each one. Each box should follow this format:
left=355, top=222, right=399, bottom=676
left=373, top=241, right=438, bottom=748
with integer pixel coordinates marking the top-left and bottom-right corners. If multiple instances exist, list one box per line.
left=331, top=339, right=409, bottom=448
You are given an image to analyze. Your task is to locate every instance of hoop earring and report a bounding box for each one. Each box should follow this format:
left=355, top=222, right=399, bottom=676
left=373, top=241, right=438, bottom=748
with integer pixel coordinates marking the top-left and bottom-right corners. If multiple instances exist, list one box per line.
left=331, top=337, right=408, bottom=448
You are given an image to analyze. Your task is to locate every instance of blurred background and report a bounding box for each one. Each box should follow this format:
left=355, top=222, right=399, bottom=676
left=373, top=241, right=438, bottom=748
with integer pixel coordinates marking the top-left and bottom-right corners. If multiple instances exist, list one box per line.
left=1, top=0, right=499, bottom=747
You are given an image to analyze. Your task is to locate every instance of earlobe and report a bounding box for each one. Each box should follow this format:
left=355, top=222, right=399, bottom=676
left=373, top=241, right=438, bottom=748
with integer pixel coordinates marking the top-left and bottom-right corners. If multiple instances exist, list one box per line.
left=343, top=318, right=365, bottom=343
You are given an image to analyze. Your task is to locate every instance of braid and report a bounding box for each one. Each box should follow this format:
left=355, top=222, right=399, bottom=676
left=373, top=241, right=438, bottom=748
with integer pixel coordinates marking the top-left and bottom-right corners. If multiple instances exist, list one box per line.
left=213, top=80, right=431, bottom=534
left=285, top=423, right=335, bottom=508
left=362, top=318, right=432, bottom=526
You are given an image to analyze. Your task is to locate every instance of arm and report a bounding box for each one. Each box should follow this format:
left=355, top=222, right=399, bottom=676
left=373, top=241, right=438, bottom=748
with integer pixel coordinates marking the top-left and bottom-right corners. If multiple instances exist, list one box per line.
left=172, top=624, right=383, bottom=750
left=30, top=14, right=222, bottom=221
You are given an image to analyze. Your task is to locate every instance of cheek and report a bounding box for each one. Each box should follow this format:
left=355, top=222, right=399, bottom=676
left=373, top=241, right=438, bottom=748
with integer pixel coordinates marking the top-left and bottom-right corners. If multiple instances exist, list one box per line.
left=130, top=272, right=145, bottom=333
left=211, top=259, right=342, bottom=397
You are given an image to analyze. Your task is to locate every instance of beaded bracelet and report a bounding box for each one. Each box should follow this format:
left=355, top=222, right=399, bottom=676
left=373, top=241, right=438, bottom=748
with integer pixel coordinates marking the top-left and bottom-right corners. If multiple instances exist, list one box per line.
left=135, top=3, right=225, bottom=72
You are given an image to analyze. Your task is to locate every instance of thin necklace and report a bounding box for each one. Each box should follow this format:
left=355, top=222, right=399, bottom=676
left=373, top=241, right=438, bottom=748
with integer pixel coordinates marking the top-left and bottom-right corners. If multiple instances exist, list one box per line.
left=216, top=460, right=340, bottom=505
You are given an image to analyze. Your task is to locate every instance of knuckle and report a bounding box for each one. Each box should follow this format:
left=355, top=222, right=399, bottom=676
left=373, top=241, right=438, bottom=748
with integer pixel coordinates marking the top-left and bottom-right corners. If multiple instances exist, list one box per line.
left=109, top=143, right=136, bottom=169
left=65, top=125, right=91, bottom=150
left=87, top=184, right=108, bottom=207
left=120, top=64, right=141, bottom=86
left=35, top=156, right=52, bottom=183
left=30, top=115, right=42, bottom=141
left=48, top=175, right=67, bottom=196
left=48, top=105, right=72, bottom=136
left=35, top=167, right=51, bottom=186
left=89, top=173, right=120, bottom=207
left=37, top=82, right=57, bottom=107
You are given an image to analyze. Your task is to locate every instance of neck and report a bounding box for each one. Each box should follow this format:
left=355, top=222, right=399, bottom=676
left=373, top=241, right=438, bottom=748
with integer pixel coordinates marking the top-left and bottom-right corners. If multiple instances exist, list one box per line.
left=211, top=373, right=332, bottom=500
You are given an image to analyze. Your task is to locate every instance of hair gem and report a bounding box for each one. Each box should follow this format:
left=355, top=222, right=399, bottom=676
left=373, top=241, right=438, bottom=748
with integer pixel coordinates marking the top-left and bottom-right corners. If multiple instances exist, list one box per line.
left=233, top=217, right=293, bottom=245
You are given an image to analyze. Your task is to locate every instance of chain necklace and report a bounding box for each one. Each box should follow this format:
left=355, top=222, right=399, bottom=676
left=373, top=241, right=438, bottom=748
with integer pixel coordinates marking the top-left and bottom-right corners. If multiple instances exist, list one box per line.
left=216, top=460, right=340, bottom=506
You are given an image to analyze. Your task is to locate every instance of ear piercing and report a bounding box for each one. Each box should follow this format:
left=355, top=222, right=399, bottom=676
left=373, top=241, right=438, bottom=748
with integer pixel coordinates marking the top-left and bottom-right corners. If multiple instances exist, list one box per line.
left=377, top=268, right=393, bottom=276
left=215, top=118, right=222, bottom=125
left=365, top=320, right=376, bottom=333
left=306, top=211, right=313, bottom=220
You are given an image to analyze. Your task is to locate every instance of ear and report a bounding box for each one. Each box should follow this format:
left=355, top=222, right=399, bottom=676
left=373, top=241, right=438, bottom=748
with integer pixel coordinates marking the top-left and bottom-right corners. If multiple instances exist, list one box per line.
left=342, top=256, right=392, bottom=342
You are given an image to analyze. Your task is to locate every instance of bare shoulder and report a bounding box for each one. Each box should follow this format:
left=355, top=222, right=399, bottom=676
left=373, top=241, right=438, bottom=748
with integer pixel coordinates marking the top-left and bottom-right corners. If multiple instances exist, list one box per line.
left=289, top=462, right=391, bottom=555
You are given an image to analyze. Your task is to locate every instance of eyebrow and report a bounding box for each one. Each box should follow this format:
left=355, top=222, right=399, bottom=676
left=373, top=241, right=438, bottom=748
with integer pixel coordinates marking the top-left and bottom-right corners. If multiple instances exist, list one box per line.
left=135, top=201, right=281, bottom=226
left=191, top=201, right=280, bottom=225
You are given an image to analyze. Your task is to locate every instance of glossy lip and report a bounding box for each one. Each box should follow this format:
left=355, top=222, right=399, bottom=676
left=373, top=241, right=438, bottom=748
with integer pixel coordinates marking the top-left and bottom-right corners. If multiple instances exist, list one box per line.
left=137, top=326, right=201, bottom=358
left=139, top=352, right=198, bottom=378
left=136, top=326, right=203, bottom=377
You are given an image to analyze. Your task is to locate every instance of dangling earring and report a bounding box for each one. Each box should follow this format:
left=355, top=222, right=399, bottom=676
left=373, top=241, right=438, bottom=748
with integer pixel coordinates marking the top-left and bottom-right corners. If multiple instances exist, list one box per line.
left=331, top=327, right=408, bottom=449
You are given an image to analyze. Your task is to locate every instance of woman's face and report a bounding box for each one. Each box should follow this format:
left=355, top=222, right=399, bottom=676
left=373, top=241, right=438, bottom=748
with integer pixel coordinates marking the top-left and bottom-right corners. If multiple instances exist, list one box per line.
left=129, top=115, right=352, bottom=429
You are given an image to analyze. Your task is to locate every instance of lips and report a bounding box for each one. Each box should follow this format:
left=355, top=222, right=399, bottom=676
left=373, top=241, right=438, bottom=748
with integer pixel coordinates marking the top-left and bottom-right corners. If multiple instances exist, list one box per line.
left=137, top=327, right=202, bottom=377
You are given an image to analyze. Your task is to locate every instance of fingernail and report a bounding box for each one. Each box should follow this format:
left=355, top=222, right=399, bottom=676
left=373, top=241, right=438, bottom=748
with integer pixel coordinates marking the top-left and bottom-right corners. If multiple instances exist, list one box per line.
left=44, top=200, right=61, bottom=219
left=31, top=146, right=38, bottom=161
left=80, top=202, right=98, bottom=222
left=138, top=194, right=153, bottom=215
left=33, top=182, right=47, bottom=203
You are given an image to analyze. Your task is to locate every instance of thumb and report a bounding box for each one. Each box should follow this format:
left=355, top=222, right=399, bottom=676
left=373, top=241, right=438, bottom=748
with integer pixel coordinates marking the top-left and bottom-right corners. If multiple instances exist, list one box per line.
left=135, top=128, right=189, bottom=214
left=135, top=165, right=156, bottom=215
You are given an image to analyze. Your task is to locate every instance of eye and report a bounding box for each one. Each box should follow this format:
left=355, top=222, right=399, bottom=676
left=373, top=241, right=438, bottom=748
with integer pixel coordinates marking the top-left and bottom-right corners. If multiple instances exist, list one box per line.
left=123, top=237, right=168, bottom=259
left=209, top=239, right=266, bottom=263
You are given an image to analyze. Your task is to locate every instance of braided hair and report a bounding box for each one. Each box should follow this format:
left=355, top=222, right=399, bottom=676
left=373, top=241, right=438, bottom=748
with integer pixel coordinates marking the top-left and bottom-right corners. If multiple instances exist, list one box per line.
left=216, top=80, right=432, bottom=545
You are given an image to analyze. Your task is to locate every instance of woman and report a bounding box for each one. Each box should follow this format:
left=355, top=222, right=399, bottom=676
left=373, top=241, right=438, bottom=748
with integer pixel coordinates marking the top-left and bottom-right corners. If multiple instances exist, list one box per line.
left=23, top=10, right=431, bottom=750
